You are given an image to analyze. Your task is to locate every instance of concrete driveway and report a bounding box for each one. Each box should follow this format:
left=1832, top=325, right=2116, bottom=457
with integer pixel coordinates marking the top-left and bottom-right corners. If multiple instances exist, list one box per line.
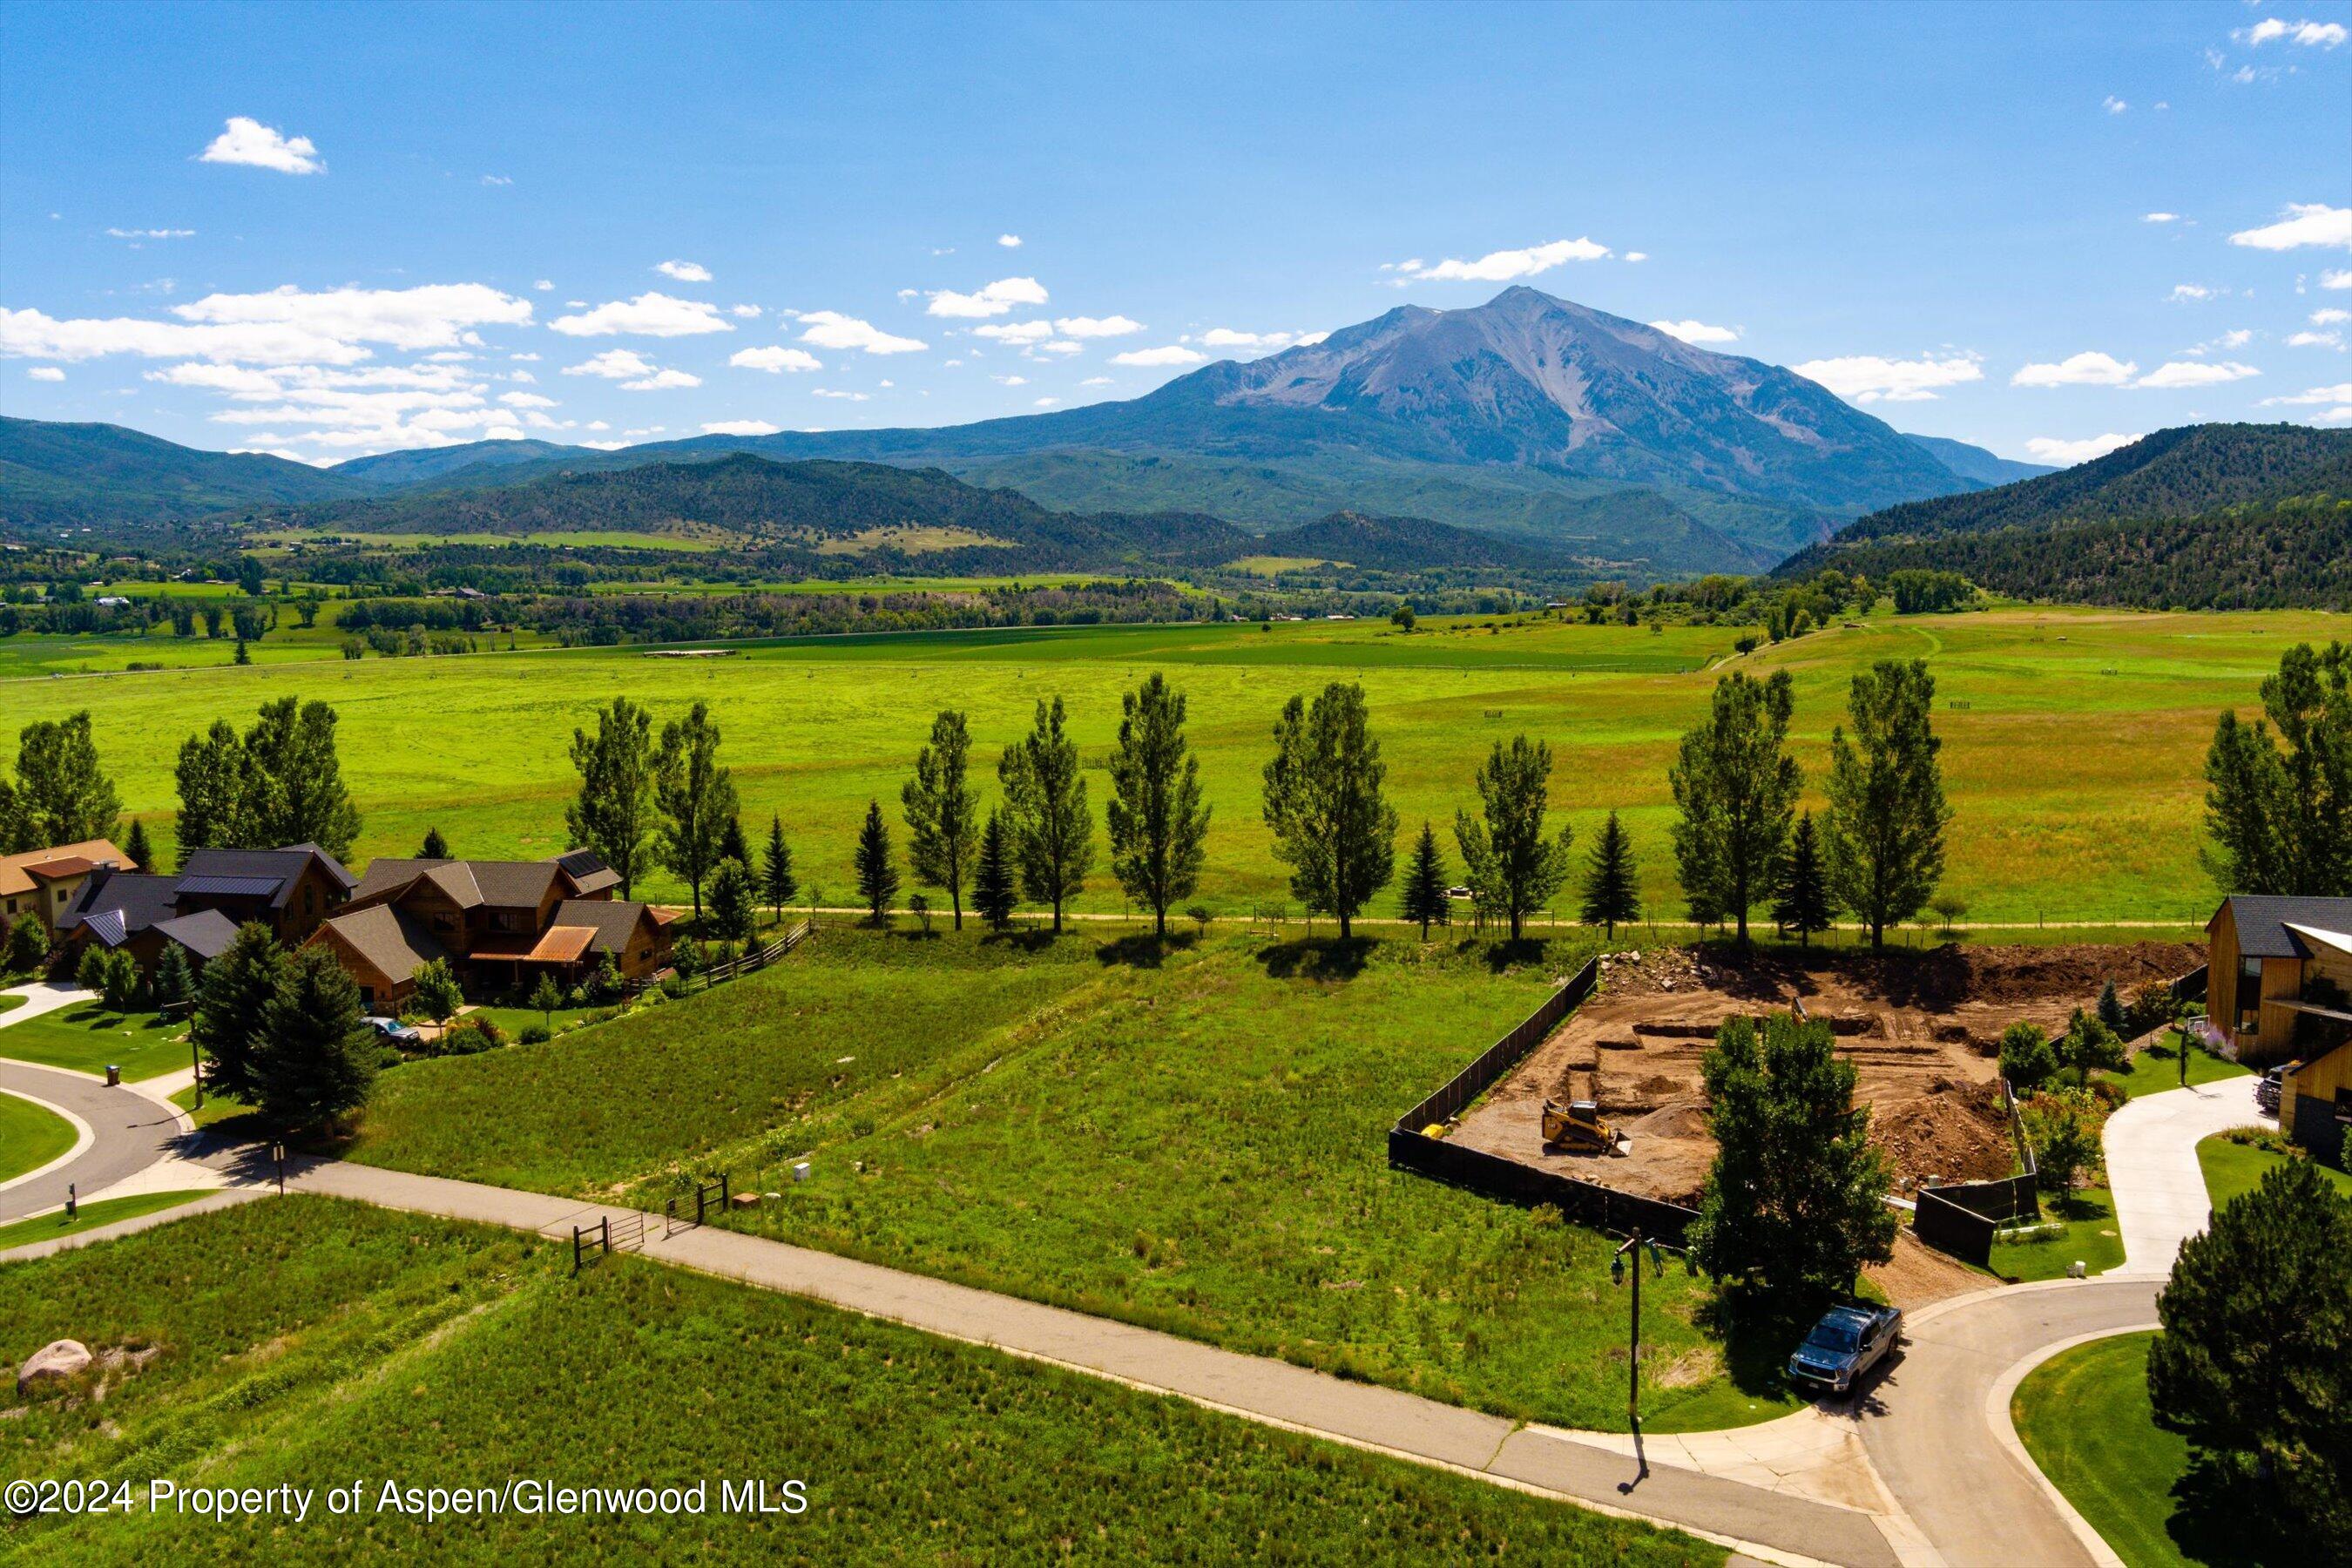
left=2100, top=1072, right=2271, bottom=1275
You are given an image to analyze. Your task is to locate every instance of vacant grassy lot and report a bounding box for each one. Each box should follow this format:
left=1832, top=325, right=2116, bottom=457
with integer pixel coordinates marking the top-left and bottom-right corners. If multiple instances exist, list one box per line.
left=0, top=1189, right=209, bottom=1253
left=2103, top=1041, right=2251, bottom=1101
left=0, top=1091, right=77, bottom=1184
left=1990, top=1186, right=2124, bottom=1281
left=0, top=1198, right=1715, bottom=1565
left=2198, top=1133, right=2352, bottom=1209
left=0, top=1004, right=187, bottom=1082
left=355, top=924, right=1801, bottom=1433
left=3, top=604, right=2336, bottom=922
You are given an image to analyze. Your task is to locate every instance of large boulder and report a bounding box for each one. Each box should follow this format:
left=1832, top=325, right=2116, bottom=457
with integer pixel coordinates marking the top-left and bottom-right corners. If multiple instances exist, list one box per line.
left=16, top=1339, right=91, bottom=1393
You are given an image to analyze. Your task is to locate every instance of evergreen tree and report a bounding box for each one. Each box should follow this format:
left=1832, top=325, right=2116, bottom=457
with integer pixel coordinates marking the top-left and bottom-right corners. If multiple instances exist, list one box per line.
left=241, top=697, right=361, bottom=857
left=1105, top=674, right=1211, bottom=938
left=2097, top=979, right=2126, bottom=1033
left=1687, top=1013, right=1897, bottom=1304
left=151, top=939, right=193, bottom=1010
left=715, top=814, right=750, bottom=876
left=253, top=944, right=377, bottom=1133
left=708, top=856, right=755, bottom=943
left=566, top=697, right=662, bottom=898
left=1821, top=659, right=1950, bottom=948
left=233, top=637, right=251, bottom=666
left=971, top=808, right=1018, bottom=931
left=1579, top=810, right=1642, bottom=939
left=1772, top=811, right=1835, bottom=945
left=655, top=700, right=738, bottom=921
left=2202, top=640, right=2350, bottom=896
left=1452, top=735, right=1571, bottom=942
left=173, top=718, right=249, bottom=863
left=760, top=814, right=798, bottom=922
left=2150, top=1161, right=2352, bottom=1556
left=419, top=826, right=450, bottom=859
left=1669, top=670, right=1801, bottom=944
left=191, top=922, right=286, bottom=1104
left=997, top=697, right=1093, bottom=933
left=902, top=709, right=980, bottom=929
left=1398, top=821, right=1450, bottom=938
left=1260, top=682, right=1397, bottom=940
left=854, top=800, right=899, bottom=924
left=10, top=713, right=119, bottom=848
left=122, top=818, right=154, bottom=874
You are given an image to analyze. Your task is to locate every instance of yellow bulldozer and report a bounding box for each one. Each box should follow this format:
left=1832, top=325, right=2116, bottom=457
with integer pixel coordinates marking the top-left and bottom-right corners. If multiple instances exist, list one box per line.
left=1541, top=1098, right=1627, bottom=1155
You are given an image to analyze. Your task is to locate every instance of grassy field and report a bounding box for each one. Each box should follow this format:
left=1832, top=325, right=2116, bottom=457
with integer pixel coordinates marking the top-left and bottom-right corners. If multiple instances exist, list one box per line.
left=0, top=1004, right=188, bottom=1082
left=2011, top=1332, right=2212, bottom=1568
left=353, top=923, right=1801, bottom=1434
left=1990, top=1186, right=2124, bottom=1281
left=2197, top=1133, right=2352, bottom=1209
left=0, top=1189, right=209, bottom=1252
left=2103, top=1041, right=2251, bottom=1100
left=3, top=604, right=2338, bottom=921
left=0, top=1089, right=78, bottom=1184
left=0, top=1197, right=1717, bottom=1565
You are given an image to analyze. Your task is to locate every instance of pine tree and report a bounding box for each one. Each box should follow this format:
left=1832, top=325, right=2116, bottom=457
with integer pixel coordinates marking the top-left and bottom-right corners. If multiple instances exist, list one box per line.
left=122, top=818, right=154, bottom=874
left=760, top=814, right=797, bottom=922
left=854, top=801, right=899, bottom=924
left=1398, top=821, right=1450, bottom=938
left=972, top=809, right=1018, bottom=931
left=1821, top=659, right=1950, bottom=948
left=708, top=856, right=755, bottom=943
left=152, top=939, right=193, bottom=1010
left=1579, top=810, right=1642, bottom=938
left=253, top=944, right=377, bottom=1133
left=2097, top=979, right=2126, bottom=1033
left=192, top=922, right=287, bottom=1104
left=566, top=697, right=661, bottom=898
left=1669, top=671, right=1801, bottom=945
left=1260, top=682, right=1397, bottom=940
left=419, top=826, right=450, bottom=859
left=716, top=814, right=750, bottom=876
left=1452, top=735, right=1571, bottom=942
left=1105, top=674, right=1211, bottom=938
left=998, top=697, right=1092, bottom=933
left=902, top=710, right=979, bottom=929
left=1772, top=811, right=1835, bottom=945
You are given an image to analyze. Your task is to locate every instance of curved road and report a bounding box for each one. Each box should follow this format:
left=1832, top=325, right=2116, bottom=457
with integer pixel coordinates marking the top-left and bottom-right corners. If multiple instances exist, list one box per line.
left=0, top=983, right=193, bottom=1224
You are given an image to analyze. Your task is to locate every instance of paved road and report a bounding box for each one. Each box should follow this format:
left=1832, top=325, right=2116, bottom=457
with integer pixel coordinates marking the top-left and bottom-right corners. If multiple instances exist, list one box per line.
left=252, top=1153, right=1899, bottom=1568
left=0, top=1058, right=187, bottom=1222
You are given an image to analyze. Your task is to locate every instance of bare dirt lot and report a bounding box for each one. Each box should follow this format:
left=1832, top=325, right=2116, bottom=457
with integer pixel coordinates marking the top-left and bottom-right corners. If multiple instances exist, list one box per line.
left=1450, top=942, right=2202, bottom=1206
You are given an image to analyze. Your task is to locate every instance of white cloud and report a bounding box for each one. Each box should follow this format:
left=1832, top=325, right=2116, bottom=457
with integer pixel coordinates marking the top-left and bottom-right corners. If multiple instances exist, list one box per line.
left=1052, top=314, right=1144, bottom=338
left=1296, top=330, right=1329, bottom=347
left=992, top=374, right=1028, bottom=386
left=974, top=321, right=1054, bottom=344
left=2311, top=308, right=2352, bottom=325
left=1081, top=375, right=1111, bottom=386
left=510, top=351, right=540, bottom=362
left=0, top=306, right=354, bottom=366
left=1036, top=340, right=1082, bottom=355
left=161, top=282, right=534, bottom=357
left=1197, top=328, right=1308, bottom=350
left=701, top=419, right=781, bottom=436
left=1623, top=251, right=1649, bottom=263
left=2286, top=330, right=2344, bottom=348
left=795, top=311, right=926, bottom=354
left=2217, top=329, right=2254, bottom=348
left=997, top=234, right=1023, bottom=248
left=563, top=349, right=654, bottom=378
left=811, top=388, right=868, bottom=401
left=729, top=304, right=762, bottom=319
left=621, top=368, right=700, bottom=390
left=1109, top=345, right=1206, bottom=368
left=926, top=277, right=1050, bottom=318
left=481, top=174, right=510, bottom=186
left=2143, top=213, right=2181, bottom=224
left=655, top=260, right=713, bottom=282
left=2325, top=270, right=2352, bottom=289
left=498, top=390, right=557, bottom=408
left=731, top=346, right=822, bottom=373
left=1648, top=318, right=1740, bottom=345
left=197, top=116, right=323, bottom=174
left=2261, top=381, right=2352, bottom=404
left=2135, top=360, right=2260, bottom=388
left=25, top=366, right=64, bottom=382
left=2171, top=283, right=2214, bottom=301
left=533, top=280, right=555, bottom=292
left=1791, top=353, right=1983, bottom=402
left=551, top=292, right=732, bottom=337
left=105, top=227, right=193, bottom=240
left=2024, top=433, right=2141, bottom=465
left=2229, top=204, right=2352, bottom=253
left=1389, top=238, right=1610, bottom=284
left=2011, top=351, right=2139, bottom=387
left=2240, top=17, right=2348, bottom=47
left=2102, top=96, right=2127, bottom=114
left=1034, top=396, right=1058, bottom=407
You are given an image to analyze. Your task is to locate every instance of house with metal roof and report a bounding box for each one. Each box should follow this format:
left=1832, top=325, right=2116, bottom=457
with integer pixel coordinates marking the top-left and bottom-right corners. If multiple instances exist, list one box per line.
left=2205, top=895, right=2352, bottom=1067
left=54, top=843, right=355, bottom=977
left=0, top=837, right=134, bottom=936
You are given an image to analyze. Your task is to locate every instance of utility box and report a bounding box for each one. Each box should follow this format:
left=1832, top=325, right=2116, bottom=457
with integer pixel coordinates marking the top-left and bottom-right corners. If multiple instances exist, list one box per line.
left=793, top=1161, right=812, bottom=1183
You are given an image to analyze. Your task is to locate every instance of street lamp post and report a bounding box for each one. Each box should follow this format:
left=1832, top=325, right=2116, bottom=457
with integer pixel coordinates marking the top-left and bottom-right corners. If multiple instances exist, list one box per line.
left=1610, top=1227, right=1692, bottom=1450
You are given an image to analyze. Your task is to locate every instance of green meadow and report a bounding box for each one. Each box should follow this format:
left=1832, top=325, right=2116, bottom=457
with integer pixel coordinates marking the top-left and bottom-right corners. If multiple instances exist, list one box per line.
left=0, top=1198, right=1714, bottom=1565
left=0, top=604, right=2342, bottom=921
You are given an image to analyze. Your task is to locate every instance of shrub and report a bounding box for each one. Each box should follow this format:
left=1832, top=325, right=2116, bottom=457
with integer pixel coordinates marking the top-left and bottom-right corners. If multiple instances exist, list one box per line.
left=412, top=957, right=464, bottom=1023
left=517, top=1023, right=551, bottom=1045
left=3, top=913, right=47, bottom=974
left=433, top=1022, right=497, bottom=1057
left=1999, top=1022, right=2058, bottom=1092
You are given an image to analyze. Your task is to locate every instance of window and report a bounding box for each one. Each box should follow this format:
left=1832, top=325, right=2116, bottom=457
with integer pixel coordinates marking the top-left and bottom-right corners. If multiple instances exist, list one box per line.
left=2337, top=1087, right=2351, bottom=1125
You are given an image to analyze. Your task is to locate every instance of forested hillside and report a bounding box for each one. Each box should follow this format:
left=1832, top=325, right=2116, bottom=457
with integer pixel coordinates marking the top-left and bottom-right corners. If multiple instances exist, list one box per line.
left=0, top=416, right=368, bottom=529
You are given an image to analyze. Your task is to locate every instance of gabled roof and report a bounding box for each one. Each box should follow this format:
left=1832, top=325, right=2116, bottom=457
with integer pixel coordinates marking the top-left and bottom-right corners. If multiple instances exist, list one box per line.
left=314, top=904, right=447, bottom=984
left=352, top=856, right=569, bottom=910
left=0, top=838, right=131, bottom=897
left=552, top=898, right=661, bottom=956
left=153, top=908, right=239, bottom=962
left=2222, top=895, right=2352, bottom=959
left=58, top=869, right=179, bottom=940
left=23, top=855, right=96, bottom=881
left=178, top=845, right=356, bottom=908
left=553, top=848, right=621, bottom=896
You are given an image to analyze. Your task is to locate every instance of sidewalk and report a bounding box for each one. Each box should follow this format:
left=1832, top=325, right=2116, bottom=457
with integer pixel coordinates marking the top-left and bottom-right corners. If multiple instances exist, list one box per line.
left=2100, top=1075, right=2270, bottom=1276
left=273, top=1156, right=1901, bottom=1568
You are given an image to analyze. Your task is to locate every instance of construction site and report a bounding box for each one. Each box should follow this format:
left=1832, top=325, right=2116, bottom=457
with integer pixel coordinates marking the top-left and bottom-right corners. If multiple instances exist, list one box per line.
left=1448, top=941, right=2203, bottom=1206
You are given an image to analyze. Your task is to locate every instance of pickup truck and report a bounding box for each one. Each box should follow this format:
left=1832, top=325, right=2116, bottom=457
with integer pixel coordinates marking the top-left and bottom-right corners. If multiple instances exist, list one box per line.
left=1787, top=1305, right=1903, bottom=1396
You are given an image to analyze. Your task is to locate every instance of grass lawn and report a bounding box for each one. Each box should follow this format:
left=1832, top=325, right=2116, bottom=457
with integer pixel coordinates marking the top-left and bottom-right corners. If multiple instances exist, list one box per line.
left=2197, top=1133, right=2352, bottom=1210
left=6, top=604, right=2343, bottom=923
left=2102, top=1039, right=2252, bottom=1101
left=0, top=1003, right=189, bottom=1081
left=1990, top=1186, right=2126, bottom=1281
left=0, top=1197, right=1718, bottom=1565
left=466, top=1002, right=608, bottom=1038
left=0, top=994, right=24, bottom=1016
left=0, top=1189, right=211, bottom=1252
left=2012, top=1333, right=2200, bottom=1568
left=355, top=924, right=1802, bottom=1434
left=169, top=1083, right=259, bottom=1131
left=0, top=1089, right=78, bottom=1183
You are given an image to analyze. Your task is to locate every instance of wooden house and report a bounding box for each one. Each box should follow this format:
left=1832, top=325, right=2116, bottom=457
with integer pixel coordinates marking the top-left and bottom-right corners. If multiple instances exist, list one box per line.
left=2203, top=896, right=2352, bottom=1066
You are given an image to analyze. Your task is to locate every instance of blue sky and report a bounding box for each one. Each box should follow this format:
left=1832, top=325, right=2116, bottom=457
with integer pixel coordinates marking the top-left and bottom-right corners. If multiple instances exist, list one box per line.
left=3, top=0, right=2347, bottom=466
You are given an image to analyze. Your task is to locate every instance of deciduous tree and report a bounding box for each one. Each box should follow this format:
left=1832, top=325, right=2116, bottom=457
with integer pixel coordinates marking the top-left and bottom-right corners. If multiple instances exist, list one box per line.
left=10, top=713, right=119, bottom=848
left=1105, top=674, right=1209, bottom=938
left=2203, top=639, right=2349, bottom=896
left=173, top=719, right=250, bottom=863
left=656, top=700, right=738, bottom=921
left=1261, top=682, right=1396, bottom=940
left=241, top=697, right=361, bottom=858
left=998, top=697, right=1092, bottom=933
left=1821, top=659, right=1950, bottom=948
left=1453, top=735, right=1571, bottom=942
left=902, top=710, right=980, bottom=929
left=411, top=957, right=463, bottom=1023
left=566, top=697, right=661, bottom=899
left=1669, top=671, right=1801, bottom=944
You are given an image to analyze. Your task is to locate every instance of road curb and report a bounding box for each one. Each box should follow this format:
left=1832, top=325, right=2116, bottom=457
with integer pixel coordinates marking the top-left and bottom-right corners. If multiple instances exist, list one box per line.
left=1984, top=1324, right=2158, bottom=1568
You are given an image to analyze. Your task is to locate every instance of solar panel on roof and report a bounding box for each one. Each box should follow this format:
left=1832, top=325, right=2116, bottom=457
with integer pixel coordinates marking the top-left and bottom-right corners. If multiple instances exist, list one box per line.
left=174, top=875, right=284, bottom=897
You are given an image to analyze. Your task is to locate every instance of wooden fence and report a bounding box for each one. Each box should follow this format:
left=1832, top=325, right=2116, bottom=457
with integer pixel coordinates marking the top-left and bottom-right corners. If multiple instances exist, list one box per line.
left=1388, top=958, right=1702, bottom=1244
left=698, top=919, right=814, bottom=986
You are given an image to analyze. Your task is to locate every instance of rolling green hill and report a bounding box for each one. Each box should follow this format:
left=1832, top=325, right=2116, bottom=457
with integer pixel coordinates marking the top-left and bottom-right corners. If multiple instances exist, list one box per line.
left=0, top=416, right=368, bottom=531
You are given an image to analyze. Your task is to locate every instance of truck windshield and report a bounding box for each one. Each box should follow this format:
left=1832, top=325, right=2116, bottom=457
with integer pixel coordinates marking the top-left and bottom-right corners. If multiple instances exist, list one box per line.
left=1805, top=1321, right=1862, bottom=1353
